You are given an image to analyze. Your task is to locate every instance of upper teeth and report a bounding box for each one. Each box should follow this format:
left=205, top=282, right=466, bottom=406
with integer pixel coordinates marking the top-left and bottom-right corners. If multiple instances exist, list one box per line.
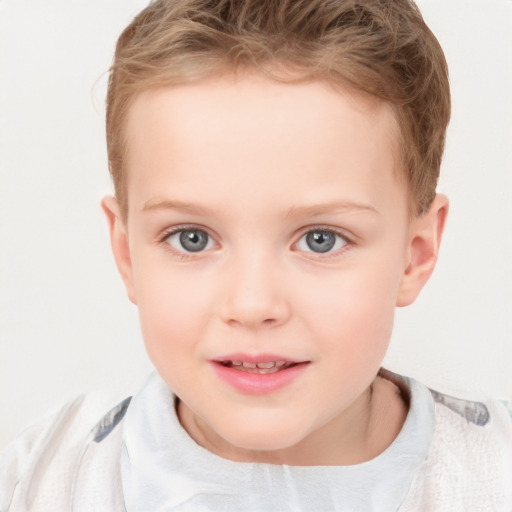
left=254, top=362, right=274, bottom=369
left=228, top=361, right=288, bottom=369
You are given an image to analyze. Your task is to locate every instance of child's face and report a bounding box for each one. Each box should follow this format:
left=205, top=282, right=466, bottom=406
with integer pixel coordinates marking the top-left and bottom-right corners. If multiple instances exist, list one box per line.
left=105, top=73, right=442, bottom=463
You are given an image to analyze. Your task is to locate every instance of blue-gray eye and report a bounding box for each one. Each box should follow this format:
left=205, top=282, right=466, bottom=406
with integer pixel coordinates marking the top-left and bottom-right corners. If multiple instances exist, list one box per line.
left=297, top=229, right=347, bottom=253
left=166, top=229, right=213, bottom=252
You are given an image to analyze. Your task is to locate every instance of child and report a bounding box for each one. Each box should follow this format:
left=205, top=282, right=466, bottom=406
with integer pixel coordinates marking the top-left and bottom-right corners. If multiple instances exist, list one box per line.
left=1, top=0, right=511, bottom=510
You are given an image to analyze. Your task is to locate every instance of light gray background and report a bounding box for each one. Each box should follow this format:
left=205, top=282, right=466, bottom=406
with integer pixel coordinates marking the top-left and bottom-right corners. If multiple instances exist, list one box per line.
left=1, top=0, right=511, bottom=450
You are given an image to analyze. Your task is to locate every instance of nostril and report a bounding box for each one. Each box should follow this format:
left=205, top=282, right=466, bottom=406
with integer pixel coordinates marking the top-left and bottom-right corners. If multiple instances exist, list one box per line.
left=225, top=316, right=279, bottom=328
left=218, top=291, right=291, bottom=328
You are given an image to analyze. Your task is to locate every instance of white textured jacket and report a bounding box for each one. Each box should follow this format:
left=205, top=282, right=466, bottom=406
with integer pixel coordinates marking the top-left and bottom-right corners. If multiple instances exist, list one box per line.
left=1, top=377, right=511, bottom=512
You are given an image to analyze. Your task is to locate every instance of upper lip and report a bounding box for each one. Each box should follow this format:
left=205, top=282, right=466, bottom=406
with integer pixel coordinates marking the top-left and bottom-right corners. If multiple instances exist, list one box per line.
left=212, top=353, right=307, bottom=364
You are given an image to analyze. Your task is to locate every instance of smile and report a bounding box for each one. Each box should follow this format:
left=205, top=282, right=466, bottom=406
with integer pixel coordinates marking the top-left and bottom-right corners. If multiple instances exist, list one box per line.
left=219, top=360, right=296, bottom=374
left=211, top=355, right=309, bottom=395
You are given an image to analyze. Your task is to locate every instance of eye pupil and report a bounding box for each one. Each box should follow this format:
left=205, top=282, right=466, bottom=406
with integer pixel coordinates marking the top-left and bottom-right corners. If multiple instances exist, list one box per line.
left=306, top=230, right=336, bottom=253
left=179, top=230, right=208, bottom=252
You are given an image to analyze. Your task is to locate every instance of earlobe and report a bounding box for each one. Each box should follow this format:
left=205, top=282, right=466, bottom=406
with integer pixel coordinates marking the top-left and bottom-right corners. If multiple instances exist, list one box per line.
left=101, top=196, right=137, bottom=305
left=396, top=194, right=449, bottom=307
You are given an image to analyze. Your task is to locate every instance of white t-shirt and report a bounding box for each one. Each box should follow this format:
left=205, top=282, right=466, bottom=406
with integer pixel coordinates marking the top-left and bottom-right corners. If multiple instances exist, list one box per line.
left=1, top=370, right=511, bottom=511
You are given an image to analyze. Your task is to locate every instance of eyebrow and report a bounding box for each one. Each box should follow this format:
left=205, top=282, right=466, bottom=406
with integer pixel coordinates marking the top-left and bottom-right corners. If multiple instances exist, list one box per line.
left=141, top=199, right=214, bottom=216
left=141, top=198, right=379, bottom=218
left=285, top=201, right=379, bottom=218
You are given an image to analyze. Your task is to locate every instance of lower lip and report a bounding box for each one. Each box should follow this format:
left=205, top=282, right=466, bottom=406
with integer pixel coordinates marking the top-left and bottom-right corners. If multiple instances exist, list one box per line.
left=211, top=362, right=309, bottom=395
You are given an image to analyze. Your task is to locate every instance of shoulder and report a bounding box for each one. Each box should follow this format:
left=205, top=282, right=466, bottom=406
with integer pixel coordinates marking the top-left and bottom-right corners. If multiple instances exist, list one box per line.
left=402, top=387, right=512, bottom=512
left=428, top=389, right=512, bottom=463
left=0, top=395, right=89, bottom=511
left=0, top=394, right=131, bottom=512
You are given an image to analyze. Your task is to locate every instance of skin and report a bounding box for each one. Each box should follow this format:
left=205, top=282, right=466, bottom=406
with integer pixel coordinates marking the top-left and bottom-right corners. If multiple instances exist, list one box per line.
left=102, top=72, right=448, bottom=466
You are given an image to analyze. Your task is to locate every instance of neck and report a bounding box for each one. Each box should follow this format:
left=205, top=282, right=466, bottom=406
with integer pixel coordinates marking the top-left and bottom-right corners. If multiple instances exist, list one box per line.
left=178, top=374, right=407, bottom=466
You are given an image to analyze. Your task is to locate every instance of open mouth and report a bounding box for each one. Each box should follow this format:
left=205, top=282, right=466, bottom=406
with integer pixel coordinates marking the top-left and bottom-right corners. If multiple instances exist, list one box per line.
left=212, top=357, right=309, bottom=394
left=217, top=360, right=301, bottom=374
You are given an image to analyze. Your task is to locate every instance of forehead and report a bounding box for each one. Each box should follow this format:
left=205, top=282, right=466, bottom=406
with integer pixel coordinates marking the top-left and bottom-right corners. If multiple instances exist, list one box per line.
left=123, top=73, right=405, bottom=218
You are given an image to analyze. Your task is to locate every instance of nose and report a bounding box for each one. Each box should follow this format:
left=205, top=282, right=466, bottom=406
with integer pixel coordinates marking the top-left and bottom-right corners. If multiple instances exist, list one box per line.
left=217, top=251, right=291, bottom=329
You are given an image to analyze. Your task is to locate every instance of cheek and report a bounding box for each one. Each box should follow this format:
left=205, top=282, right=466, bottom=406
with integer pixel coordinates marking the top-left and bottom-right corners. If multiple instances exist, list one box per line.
left=301, top=261, right=400, bottom=360
left=132, top=260, right=213, bottom=362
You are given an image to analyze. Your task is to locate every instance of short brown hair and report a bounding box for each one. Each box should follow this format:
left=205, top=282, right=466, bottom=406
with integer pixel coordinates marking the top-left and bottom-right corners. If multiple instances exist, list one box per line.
left=106, top=0, right=450, bottom=218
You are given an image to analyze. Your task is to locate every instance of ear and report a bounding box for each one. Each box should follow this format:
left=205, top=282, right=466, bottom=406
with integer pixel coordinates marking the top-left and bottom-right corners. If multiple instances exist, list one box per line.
left=101, top=196, right=137, bottom=305
left=396, top=194, right=449, bottom=307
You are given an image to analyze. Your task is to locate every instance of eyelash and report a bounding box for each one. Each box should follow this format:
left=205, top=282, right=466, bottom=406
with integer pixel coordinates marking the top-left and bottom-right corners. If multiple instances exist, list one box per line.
left=158, top=224, right=214, bottom=260
left=304, top=226, right=354, bottom=254
left=157, top=224, right=353, bottom=259
left=295, top=225, right=352, bottom=260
